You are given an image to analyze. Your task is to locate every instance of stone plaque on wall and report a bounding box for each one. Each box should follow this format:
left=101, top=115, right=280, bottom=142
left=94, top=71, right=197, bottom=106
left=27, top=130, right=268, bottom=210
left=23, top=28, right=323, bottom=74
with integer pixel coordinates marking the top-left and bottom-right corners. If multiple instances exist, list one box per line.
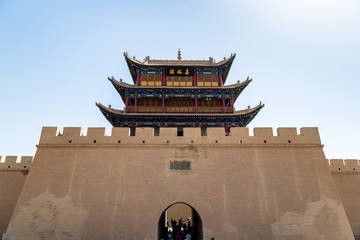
left=169, top=161, right=191, bottom=171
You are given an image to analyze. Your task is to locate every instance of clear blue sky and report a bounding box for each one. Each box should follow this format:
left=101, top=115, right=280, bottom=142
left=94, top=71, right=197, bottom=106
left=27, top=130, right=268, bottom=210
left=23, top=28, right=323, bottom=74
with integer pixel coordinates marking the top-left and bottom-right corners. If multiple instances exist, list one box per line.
left=0, top=0, right=359, bottom=159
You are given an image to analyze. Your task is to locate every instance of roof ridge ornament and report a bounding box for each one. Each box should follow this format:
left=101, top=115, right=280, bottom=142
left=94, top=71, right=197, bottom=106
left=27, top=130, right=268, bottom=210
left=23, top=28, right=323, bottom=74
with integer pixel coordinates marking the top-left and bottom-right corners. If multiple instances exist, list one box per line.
left=177, top=48, right=182, bottom=61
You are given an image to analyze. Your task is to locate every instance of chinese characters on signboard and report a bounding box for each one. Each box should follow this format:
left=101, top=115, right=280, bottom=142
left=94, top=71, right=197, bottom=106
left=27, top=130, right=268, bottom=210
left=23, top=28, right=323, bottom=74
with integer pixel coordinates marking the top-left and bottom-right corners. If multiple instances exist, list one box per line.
left=165, top=67, right=194, bottom=76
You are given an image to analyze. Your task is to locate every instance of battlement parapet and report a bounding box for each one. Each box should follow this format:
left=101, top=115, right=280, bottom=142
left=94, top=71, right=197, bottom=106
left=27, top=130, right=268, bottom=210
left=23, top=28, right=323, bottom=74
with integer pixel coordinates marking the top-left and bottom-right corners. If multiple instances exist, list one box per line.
left=0, top=156, right=33, bottom=170
left=38, top=127, right=322, bottom=146
left=329, top=159, right=360, bottom=173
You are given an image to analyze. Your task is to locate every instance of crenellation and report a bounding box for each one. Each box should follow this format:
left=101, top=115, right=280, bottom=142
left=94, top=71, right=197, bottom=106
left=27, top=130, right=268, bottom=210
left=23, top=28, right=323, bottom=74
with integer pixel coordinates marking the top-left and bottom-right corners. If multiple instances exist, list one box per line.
left=111, top=127, right=130, bottom=137
left=87, top=127, right=106, bottom=137
left=159, top=127, right=178, bottom=137
left=0, top=156, right=33, bottom=170
left=63, top=127, right=83, bottom=137
left=253, top=127, right=273, bottom=137
left=345, top=159, right=359, bottom=167
left=329, top=159, right=359, bottom=173
left=135, top=127, right=154, bottom=138
left=39, top=127, right=60, bottom=144
left=299, top=127, right=320, bottom=137
left=277, top=127, right=297, bottom=137
left=230, top=127, right=249, bottom=136
left=37, top=126, right=323, bottom=146
left=183, top=127, right=201, bottom=137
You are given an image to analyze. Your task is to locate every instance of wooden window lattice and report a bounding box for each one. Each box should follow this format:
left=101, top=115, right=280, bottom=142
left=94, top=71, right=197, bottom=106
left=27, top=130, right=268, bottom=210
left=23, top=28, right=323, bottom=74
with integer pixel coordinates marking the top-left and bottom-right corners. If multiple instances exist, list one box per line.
left=166, top=76, right=192, bottom=86
left=197, top=74, right=218, bottom=87
left=140, top=74, right=162, bottom=86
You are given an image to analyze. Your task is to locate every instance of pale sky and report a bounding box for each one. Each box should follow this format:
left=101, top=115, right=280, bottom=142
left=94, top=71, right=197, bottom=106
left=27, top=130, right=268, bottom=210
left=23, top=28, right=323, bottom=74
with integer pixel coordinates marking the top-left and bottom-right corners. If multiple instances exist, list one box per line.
left=0, top=0, right=359, bottom=159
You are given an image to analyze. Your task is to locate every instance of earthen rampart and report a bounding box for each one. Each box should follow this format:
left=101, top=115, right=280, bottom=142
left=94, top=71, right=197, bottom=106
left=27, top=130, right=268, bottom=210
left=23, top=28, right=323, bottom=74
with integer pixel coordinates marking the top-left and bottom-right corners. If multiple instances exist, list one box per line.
left=5, top=126, right=355, bottom=240
left=0, top=156, right=33, bottom=237
left=329, top=159, right=360, bottom=173
left=38, top=126, right=322, bottom=146
left=329, top=159, right=360, bottom=237
left=0, top=156, right=33, bottom=170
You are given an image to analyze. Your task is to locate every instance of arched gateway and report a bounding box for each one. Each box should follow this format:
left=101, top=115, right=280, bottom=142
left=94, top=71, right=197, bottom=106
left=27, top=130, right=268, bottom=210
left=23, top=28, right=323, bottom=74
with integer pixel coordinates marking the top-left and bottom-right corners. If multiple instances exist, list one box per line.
left=158, top=202, right=203, bottom=240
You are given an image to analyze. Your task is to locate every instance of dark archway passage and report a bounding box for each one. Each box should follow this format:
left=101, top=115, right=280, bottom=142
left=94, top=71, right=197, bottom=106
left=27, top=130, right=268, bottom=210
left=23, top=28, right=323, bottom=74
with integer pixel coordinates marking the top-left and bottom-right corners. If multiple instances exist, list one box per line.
left=158, top=202, right=203, bottom=240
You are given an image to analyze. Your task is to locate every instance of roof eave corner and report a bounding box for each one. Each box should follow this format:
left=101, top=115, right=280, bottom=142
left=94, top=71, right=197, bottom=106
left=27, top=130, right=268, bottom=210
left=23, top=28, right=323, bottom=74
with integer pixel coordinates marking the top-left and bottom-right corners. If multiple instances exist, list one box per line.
left=124, top=52, right=138, bottom=84
left=221, top=54, right=236, bottom=84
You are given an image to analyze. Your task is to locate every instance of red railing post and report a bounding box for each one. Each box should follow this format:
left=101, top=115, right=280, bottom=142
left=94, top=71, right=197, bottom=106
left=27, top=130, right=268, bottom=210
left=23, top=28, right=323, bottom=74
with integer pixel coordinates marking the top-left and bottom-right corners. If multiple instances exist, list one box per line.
left=195, top=96, right=198, bottom=113
left=125, top=97, right=129, bottom=112
left=162, top=96, right=165, bottom=113
left=162, top=73, right=166, bottom=86
left=137, top=72, right=141, bottom=86
left=222, top=96, right=225, bottom=113
left=220, top=73, right=223, bottom=86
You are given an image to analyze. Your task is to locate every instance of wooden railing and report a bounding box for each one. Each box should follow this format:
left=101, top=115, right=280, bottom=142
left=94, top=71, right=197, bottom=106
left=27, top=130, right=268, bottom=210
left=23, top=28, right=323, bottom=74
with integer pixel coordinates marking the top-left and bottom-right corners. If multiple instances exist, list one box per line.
left=197, top=107, right=233, bottom=113
left=126, top=106, right=233, bottom=113
left=165, top=106, right=195, bottom=113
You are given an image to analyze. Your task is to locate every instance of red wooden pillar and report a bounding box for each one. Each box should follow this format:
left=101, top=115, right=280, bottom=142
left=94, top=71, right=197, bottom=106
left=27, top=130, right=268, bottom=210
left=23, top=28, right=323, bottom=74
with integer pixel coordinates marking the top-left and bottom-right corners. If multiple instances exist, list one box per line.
left=137, top=72, right=141, bottom=86
left=162, top=96, right=165, bottom=113
left=125, top=97, right=129, bottom=112
left=195, top=96, right=198, bottom=113
left=222, top=96, right=225, bottom=113
left=134, top=96, right=138, bottom=113
left=218, top=73, right=223, bottom=86
left=230, top=97, right=234, bottom=113
left=195, top=73, right=198, bottom=86
left=162, top=73, right=166, bottom=86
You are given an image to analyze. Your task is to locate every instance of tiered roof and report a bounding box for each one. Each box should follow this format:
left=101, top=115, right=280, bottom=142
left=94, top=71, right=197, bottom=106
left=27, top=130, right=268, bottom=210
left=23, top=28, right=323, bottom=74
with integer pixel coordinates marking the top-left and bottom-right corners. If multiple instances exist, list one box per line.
left=97, top=51, right=264, bottom=130
left=108, top=76, right=252, bottom=104
left=96, top=102, right=263, bottom=127
left=124, top=52, right=235, bottom=84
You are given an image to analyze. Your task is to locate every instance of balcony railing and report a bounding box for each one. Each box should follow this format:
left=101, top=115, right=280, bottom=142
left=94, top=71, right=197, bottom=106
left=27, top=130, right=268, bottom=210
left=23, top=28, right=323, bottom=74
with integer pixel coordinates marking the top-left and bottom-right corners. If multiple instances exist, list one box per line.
left=126, top=106, right=233, bottom=113
left=165, top=106, right=195, bottom=113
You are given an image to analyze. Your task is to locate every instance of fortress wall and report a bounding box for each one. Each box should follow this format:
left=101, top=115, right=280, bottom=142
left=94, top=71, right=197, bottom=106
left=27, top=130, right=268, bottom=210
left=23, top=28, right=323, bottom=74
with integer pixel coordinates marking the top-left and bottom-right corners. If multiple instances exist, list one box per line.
left=4, top=127, right=354, bottom=240
left=329, top=159, right=360, bottom=236
left=0, top=156, right=33, bottom=237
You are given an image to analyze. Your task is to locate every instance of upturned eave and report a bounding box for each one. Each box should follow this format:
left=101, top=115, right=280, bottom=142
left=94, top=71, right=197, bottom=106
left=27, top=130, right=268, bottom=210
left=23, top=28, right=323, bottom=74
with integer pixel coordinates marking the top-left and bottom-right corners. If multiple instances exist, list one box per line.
left=124, top=52, right=236, bottom=84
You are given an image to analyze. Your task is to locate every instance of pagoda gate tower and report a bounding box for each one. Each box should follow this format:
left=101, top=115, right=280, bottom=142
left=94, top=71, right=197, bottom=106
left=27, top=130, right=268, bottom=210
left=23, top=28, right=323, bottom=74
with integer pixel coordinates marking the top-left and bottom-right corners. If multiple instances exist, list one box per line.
left=2, top=50, right=356, bottom=240
left=96, top=50, right=264, bottom=135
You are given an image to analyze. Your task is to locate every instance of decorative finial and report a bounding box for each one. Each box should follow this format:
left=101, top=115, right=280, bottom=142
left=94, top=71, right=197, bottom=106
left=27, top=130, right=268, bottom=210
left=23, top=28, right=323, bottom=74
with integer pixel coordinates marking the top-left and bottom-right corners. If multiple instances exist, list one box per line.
left=177, top=48, right=182, bottom=61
